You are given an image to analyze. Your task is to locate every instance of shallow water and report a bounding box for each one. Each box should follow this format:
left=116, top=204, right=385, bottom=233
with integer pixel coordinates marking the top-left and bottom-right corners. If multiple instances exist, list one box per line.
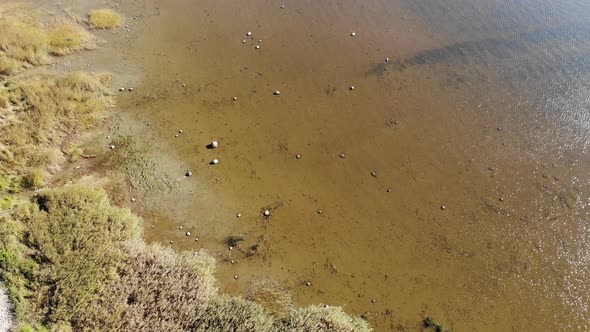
left=46, top=0, right=590, bottom=330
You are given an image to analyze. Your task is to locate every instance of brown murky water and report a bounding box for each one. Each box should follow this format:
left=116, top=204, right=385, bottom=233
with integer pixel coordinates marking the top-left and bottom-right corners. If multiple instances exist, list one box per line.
left=43, top=0, right=590, bottom=330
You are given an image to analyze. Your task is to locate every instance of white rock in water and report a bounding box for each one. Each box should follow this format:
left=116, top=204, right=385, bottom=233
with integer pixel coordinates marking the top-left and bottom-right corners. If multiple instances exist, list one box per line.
left=263, top=210, right=270, bottom=217
left=246, top=31, right=252, bottom=36
left=211, top=159, right=219, bottom=165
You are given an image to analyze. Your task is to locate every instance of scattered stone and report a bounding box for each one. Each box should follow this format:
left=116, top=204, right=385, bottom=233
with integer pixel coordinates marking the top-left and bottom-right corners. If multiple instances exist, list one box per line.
left=305, top=281, right=311, bottom=286
left=232, top=96, right=238, bottom=101
left=263, top=210, right=271, bottom=217
left=255, top=45, right=260, bottom=49
left=169, top=240, right=173, bottom=244
left=246, top=31, right=252, bottom=36
left=296, top=154, right=301, bottom=159
left=179, top=129, right=183, bottom=134
left=351, top=32, right=356, bottom=36
left=186, top=232, right=191, bottom=236
left=175, top=134, right=179, bottom=138
left=234, top=275, right=239, bottom=280
left=385, top=57, right=390, bottom=62
left=182, top=83, right=186, bottom=87
left=106, top=136, right=111, bottom=139
left=208, top=141, right=219, bottom=149
left=131, top=197, right=136, bottom=202
left=230, top=260, right=236, bottom=264
left=216, top=177, right=221, bottom=182
left=281, top=5, right=285, bottom=9
left=242, top=40, right=246, bottom=43
left=237, top=213, right=242, bottom=218
left=128, top=87, right=134, bottom=91
left=441, top=205, right=446, bottom=210
left=349, top=85, right=355, bottom=90
left=195, top=238, right=199, bottom=241
left=370, top=171, right=377, bottom=178
left=318, top=210, right=322, bottom=214
left=186, top=169, right=192, bottom=177
left=371, top=299, right=376, bottom=303
left=118, top=87, right=125, bottom=91
left=386, top=188, right=391, bottom=193
left=273, top=90, right=281, bottom=95
left=499, top=197, right=504, bottom=202
left=109, top=145, right=116, bottom=149
left=229, top=246, right=233, bottom=250
left=179, top=226, right=184, bottom=229
left=394, top=120, right=399, bottom=125
left=210, top=159, right=219, bottom=165
left=338, top=152, right=346, bottom=159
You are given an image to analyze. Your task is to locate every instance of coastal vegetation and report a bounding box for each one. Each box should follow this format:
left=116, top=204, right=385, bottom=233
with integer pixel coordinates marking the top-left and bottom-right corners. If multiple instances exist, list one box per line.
left=0, top=5, right=371, bottom=332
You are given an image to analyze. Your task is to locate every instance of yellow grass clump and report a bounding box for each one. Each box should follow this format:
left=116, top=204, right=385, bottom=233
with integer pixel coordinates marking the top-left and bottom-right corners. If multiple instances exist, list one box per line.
left=0, top=72, right=113, bottom=179
left=0, top=19, right=48, bottom=73
left=88, top=9, right=123, bottom=29
left=48, top=20, right=95, bottom=56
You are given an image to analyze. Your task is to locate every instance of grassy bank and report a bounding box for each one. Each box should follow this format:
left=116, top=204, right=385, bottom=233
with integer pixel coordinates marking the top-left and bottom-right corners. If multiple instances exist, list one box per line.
left=0, top=5, right=371, bottom=332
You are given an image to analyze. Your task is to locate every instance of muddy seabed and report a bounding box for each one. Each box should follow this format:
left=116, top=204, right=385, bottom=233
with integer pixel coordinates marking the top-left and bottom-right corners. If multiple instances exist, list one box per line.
left=34, top=0, right=590, bottom=331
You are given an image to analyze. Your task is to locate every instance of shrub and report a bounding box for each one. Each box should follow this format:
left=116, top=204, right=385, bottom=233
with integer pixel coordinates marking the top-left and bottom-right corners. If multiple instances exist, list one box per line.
left=88, top=9, right=123, bottom=29
left=0, top=196, right=13, bottom=210
left=276, top=304, right=372, bottom=332
left=195, top=296, right=275, bottom=332
left=48, top=20, right=94, bottom=56
left=0, top=186, right=141, bottom=327
left=21, top=169, right=44, bottom=189
left=93, top=241, right=217, bottom=331
left=245, top=280, right=293, bottom=319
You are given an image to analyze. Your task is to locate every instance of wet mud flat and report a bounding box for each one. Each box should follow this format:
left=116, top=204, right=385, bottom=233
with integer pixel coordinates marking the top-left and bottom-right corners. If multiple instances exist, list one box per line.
left=43, top=0, right=590, bottom=331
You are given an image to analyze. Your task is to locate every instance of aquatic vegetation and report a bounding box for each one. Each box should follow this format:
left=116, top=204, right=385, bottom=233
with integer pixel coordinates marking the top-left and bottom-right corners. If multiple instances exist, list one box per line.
left=88, top=9, right=123, bottom=29
left=423, top=316, right=448, bottom=332
left=48, top=20, right=94, bottom=56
